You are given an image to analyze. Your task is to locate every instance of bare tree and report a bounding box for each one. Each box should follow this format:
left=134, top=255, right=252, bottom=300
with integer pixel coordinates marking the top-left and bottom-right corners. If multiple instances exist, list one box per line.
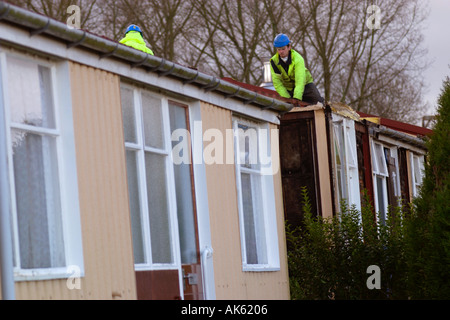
left=13, top=0, right=430, bottom=123
left=89, top=0, right=129, bottom=41
left=288, top=0, right=430, bottom=123
left=13, top=0, right=99, bottom=29
left=188, top=0, right=273, bottom=84
left=107, top=0, right=196, bottom=61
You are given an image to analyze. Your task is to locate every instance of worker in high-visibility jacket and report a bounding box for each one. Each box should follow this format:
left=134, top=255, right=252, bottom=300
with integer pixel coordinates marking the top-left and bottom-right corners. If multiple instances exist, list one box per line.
left=119, top=24, right=154, bottom=55
left=270, top=34, right=323, bottom=104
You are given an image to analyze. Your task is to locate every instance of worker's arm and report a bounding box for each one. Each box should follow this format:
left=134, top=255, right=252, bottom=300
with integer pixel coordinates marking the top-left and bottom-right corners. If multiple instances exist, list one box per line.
left=271, top=60, right=291, bottom=99
left=144, top=47, right=154, bottom=55
left=293, top=55, right=306, bottom=100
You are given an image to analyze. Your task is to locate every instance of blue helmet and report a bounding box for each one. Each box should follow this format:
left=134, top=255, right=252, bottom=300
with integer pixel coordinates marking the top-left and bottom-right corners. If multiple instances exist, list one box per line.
left=273, top=33, right=290, bottom=48
left=126, top=24, right=142, bottom=34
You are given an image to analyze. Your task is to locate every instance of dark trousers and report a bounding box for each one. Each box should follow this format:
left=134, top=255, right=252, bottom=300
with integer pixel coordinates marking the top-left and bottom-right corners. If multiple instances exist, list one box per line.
left=289, top=83, right=324, bottom=104
left=303, top=83, right=324, bottom=104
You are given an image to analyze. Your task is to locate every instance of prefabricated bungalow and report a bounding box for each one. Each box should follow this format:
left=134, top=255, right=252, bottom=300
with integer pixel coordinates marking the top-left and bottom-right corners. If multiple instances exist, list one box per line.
left=279, top=104, right=431, bottom=226
left=0, top=2, right=291, bottom=300
left=223, top=77, right=432, bottom=228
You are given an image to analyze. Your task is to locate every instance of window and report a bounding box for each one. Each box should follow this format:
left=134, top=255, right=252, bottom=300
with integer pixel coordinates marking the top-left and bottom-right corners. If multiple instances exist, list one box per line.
left=122, top=86, right=174, bottom=267
left=121, top=84, right=199, bottom=269
left=371, top=141, right=407, bottom=225
left=333, top=122, right=347, bottom=204
left=371, top=141, right=390, bottom=225
left=387, top=147, right=401, bottom=206
left=233, top=117, right=280, bottom=271
left=1, top=51, right=83, bottom=280
left=332, top=116, right=361, bottom=213
left=410, top=153, right=425, bottom=198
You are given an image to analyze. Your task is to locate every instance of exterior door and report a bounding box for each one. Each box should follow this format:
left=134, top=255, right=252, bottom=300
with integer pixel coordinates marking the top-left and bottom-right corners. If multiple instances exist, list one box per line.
left=134, top=101, right=204, bottom=300
left=169, top=101, right=204, bottom=300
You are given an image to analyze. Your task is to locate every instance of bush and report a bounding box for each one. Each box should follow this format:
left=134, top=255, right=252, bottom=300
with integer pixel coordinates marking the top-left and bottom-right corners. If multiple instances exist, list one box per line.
left=286, top=78, right=450, bottom=300
left=286, top=187, right=408, bottom=300
left=406, top=77, right=450, bottom=299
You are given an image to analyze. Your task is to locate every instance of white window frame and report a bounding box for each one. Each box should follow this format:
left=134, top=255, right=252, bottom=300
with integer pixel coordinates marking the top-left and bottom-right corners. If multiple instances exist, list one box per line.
left=410, top=153, right=425, bottom=198
left=388, top=146, right=402, bottom=206
left=121, top=83, right=181, bottom=271
left=371, top=140, right=390, bottom=225
left=233, top=116, right=280, bottom=272
left=332, top=115, right=361, bottom=213
left=121, top=82, right=216, bottom=299
left=0, top=50, right=83, bottom=281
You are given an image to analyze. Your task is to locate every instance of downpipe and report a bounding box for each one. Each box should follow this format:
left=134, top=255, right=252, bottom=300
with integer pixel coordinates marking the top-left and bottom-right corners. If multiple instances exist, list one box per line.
left=0, top=57, right=15, bottom=300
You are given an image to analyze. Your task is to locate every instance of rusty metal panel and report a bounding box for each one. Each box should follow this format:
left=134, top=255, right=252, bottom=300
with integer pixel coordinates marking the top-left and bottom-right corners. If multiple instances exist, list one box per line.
left=135, top=270, right=181, bottom=300
left=398, top=148, right=411, bottom=209
left=280, top=114, right=319, bottom=227
left=355, top=121, right=375, bottom=213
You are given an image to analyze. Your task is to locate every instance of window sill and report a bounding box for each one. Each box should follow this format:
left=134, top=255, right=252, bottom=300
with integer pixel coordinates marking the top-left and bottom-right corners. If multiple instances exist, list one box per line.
left=242, top=265, right=280, bottom=272
left=134, top=263, right=179, bottom=271
left=14, top=266, right=84, bottom=282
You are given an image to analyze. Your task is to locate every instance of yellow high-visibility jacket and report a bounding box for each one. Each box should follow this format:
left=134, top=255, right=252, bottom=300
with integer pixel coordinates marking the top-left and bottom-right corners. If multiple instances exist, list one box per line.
left=270, top=49, right=313, bottom=100
left=119, top=31, right=154, bottom=55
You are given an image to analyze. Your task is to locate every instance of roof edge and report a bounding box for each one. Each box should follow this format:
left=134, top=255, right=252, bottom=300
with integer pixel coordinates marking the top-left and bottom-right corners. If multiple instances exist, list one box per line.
left=0, top=2, right=292, bottom=114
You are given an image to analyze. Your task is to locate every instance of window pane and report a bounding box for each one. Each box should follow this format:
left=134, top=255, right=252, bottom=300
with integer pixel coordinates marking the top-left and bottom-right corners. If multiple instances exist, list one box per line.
left=12, top=130, right=64, bottom=269
left=346, top=131, right=357, bottom=167
left=375, top=144, right=388, bottom=175
left=333, top=124, right=344, bottom=166
left=8, top=57, right=55, bottom=128
left=334, top=139, right=341, bottom=165
left=336, top=167, right=344, bottom=204
left=125, top=150, right=145, bottom=264
left=376, top=176, right=386, bottom=225
left=142, top=91, right=164, bottom=149
left=145, top=152, right=172, bottom=264
left=413, top=156, right=422, bottom=185
left=241, top=172, right=267, bottom=265
left=121, top=87, right=137, bottom=143
left=238, top=124, right=259, bottom=170
left=169, top=103, right=198, bottom=264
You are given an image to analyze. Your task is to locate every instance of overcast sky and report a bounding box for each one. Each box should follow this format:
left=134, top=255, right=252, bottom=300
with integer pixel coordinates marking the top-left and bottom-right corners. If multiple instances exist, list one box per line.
left=422, top=0, right=450, bottom=115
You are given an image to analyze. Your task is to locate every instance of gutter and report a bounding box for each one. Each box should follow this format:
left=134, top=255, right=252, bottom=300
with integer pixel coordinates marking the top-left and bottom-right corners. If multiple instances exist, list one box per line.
left=367, top=121, right=428, bottom=150
left=0, top=2, right=292, bottom=114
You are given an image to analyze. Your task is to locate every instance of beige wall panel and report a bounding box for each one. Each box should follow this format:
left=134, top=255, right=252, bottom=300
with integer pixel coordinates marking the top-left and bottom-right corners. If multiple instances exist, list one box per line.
left=14, top=62, right=136, bottom=299
left=314, top=109, right=334, bottom=219
left=201, top=102, right=289, bottom=300
left=269, top=122, right=290, bottom=299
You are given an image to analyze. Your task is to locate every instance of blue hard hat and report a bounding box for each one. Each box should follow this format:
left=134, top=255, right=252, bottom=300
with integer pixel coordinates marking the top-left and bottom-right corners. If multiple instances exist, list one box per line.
left=273, top=33, right=290, bottom=48
left=126, top=24, right=142, bottom=34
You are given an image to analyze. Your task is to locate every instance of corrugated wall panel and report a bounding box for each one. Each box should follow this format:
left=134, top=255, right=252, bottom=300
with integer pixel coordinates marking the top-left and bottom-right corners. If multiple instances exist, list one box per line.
left=200, top=102, right=289, bottom=300
left=269, top=122, right=291, bottom=299
left=14, top=62, right=136, bottom=299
